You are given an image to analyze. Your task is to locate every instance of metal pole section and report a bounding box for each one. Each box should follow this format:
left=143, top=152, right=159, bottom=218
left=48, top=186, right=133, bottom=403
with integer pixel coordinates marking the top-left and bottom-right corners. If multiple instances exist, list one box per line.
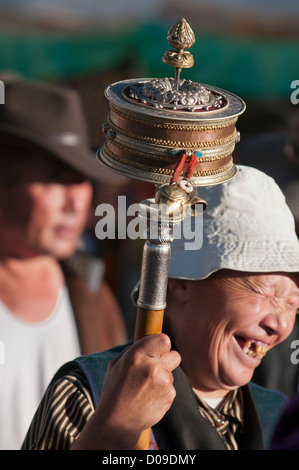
left=133, top=232, right=172, bottom=449
left=134, top=240, right=171, bottom=340
left=174, top=67, right=181, bottom=92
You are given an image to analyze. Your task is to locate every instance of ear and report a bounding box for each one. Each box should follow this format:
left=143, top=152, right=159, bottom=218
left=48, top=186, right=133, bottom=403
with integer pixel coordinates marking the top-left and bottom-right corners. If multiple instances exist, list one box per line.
left=167, top=278, right=190, bottom=303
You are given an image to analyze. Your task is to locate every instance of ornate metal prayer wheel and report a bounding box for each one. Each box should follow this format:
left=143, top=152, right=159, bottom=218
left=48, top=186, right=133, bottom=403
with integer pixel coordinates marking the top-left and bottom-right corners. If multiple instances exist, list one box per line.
left=97, top=19, right=246, bottom=450
left=98, top=18, right=245, bottom=187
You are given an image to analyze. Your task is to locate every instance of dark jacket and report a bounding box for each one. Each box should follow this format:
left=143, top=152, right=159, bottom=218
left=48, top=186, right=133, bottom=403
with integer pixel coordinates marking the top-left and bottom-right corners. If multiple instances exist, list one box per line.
left=61, top=252, right=127, bottom=355
left=54, top=342, right=288, bottom=450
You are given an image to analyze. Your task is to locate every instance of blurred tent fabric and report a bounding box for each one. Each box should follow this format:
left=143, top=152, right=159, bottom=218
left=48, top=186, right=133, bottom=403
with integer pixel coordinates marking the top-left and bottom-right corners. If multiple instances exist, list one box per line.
left=0, top=21, right=299, bottom=99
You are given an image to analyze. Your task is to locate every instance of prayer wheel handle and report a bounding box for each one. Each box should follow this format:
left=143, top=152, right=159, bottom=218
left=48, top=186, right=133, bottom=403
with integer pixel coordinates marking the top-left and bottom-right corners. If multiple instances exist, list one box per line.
left=134, top=305, right=166, bottom=450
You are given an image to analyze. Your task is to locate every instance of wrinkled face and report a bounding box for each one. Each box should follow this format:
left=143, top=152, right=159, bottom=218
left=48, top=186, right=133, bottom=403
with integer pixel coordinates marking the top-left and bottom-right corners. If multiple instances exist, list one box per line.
left=168, top=272, right=299, bottom=397
left=0, top=153, right=93, bottom=259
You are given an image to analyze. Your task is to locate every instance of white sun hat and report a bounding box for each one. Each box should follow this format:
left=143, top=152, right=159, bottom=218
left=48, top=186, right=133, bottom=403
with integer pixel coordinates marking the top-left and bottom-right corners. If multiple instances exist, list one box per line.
left=168, top=165, right=299, bottom=280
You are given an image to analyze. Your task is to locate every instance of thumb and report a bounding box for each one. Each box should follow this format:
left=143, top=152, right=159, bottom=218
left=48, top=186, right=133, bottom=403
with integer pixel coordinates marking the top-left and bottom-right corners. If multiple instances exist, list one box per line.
left=134, top=333, right=172, bottom=359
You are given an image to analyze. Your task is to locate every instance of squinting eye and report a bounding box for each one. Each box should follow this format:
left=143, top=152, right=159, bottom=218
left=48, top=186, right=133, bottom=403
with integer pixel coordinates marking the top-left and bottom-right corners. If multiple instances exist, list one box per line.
left=286, top=302, right=299, bottom=315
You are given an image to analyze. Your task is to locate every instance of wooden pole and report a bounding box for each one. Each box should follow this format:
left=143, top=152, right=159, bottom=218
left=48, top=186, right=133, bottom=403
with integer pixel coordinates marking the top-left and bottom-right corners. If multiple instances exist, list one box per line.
left=133, top=238, right=171, bottom=450
left=134, top=306, right=165, bottom=450
left=134, top=306, right=165, bottom=341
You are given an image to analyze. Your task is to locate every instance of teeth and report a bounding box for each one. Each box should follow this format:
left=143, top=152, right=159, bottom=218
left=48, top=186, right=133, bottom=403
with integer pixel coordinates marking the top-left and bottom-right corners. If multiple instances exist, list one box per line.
left=242, top=339, right=267, bottom=358
left=255, top=344, right=267, bottom=356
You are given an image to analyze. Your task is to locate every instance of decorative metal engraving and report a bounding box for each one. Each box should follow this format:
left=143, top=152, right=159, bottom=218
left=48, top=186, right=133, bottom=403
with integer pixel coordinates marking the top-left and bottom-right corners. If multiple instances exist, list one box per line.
left=128, top=79, right=226, bottom=112
left=154, top=181, right=207, bottom=219
left=126, top=18, right=226, bottom=112
left=98, top=18, right=246, bottom=187
left=162, top=18, right=195, bottom=70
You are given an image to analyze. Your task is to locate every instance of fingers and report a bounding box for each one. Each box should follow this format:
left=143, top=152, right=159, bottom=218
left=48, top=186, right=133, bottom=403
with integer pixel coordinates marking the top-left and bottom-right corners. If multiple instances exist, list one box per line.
left=132, top=333, right=181, bottom=370
left=95, top=333, right=181, bottom=445
left=109, top=333, right=180, bottom=372
left=160, top=348, right=181, bottom=373
left=105, top=333, right=181, bottom=408
left=137, top=333, right=172, bottom=357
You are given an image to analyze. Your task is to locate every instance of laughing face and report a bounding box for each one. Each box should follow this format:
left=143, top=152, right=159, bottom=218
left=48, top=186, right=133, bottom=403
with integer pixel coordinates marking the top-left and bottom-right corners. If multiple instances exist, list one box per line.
left=167, top=271, right=299, bottom=398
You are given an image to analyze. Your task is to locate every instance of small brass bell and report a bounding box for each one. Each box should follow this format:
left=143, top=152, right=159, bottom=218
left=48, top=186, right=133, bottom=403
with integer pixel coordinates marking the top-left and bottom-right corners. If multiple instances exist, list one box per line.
left=155, top=179, right=207, bottom=220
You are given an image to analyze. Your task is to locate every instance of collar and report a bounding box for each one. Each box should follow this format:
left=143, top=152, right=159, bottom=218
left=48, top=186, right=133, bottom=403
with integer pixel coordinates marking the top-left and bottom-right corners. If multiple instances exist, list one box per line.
left=157, top=365, right=264, bottom=450
left=194, top=388, right=243, bottom=449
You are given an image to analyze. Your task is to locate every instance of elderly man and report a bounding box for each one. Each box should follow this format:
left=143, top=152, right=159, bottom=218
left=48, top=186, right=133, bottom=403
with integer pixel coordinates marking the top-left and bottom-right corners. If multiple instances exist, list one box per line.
left=0, top=79, right=127, bottom=450
left=22, top=165, right=299, bottom=450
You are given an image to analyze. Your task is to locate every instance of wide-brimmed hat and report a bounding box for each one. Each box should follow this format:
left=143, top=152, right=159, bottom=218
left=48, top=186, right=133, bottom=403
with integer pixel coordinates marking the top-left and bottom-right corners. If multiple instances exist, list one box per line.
left=168, top=165, right=299, bottom=280
left=0, top=79, right=128, bottom=184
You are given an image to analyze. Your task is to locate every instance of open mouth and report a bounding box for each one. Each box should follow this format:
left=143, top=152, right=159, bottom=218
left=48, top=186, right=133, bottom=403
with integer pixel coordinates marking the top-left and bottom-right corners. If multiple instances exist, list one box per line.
left=54, top=226, right=78, bottom=238
left=235, top=336, right=267, bottom=359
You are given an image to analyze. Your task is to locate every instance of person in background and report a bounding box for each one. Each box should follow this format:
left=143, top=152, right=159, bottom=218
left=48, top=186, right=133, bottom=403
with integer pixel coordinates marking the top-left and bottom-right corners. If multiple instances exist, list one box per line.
left=22, top=166, right=299, bottom=450
left=0, top=79, right=127, bottom=449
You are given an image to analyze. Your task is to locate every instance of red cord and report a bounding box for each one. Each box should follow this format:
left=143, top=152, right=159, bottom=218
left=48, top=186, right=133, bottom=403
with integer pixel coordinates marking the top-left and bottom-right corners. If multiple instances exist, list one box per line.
left=185, top=153, right=197, bottom=179
left=170, top=151, right=197, bottom=184
left=170, top=152, right=187, bottom=184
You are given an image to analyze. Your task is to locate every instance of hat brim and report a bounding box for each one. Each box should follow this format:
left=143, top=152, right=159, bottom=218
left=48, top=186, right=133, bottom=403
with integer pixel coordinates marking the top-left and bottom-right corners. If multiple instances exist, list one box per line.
left=0, top=124, right=130, bottom=185
left=168, top=238, right=299, bottom=281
